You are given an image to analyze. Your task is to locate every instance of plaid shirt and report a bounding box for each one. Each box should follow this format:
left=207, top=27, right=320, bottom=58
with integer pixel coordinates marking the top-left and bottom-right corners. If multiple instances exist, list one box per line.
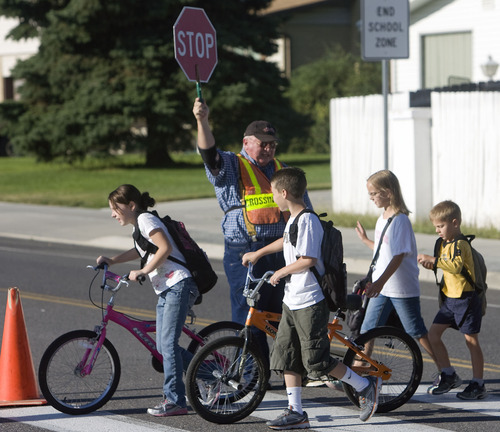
left=205, top=148, right=312, bottom=243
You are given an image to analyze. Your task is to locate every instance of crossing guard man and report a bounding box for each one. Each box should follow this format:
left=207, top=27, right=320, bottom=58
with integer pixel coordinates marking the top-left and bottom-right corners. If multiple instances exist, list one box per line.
left=192, top=97, right=312, bottom=366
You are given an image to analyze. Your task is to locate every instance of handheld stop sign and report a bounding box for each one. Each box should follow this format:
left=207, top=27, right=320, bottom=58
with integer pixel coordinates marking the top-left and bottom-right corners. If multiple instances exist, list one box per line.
left=173, top=7, right=218, bottom=102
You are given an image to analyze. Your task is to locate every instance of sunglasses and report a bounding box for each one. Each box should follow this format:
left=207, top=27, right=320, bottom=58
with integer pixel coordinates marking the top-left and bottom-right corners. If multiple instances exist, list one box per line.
left=258, top=140, right=278, bottom=150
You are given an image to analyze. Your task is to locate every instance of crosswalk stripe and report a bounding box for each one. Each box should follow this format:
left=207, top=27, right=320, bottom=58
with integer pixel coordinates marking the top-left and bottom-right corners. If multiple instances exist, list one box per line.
left=412, top=384, right=500, bottom=417
left=1, top=406, right=184, bottom=432
left=255, top=391, right=449, bottom=431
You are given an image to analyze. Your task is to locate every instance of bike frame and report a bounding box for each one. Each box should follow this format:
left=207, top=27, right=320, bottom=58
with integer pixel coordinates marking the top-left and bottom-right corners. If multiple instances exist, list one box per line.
left=242, top=264, right=391, bottom=381
left=80, top=265, right=204, bottom=376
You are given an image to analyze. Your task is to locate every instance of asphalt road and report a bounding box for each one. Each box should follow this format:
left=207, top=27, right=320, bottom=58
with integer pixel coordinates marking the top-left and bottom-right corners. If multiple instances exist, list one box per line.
left=1, top=238, right=500, bottom=432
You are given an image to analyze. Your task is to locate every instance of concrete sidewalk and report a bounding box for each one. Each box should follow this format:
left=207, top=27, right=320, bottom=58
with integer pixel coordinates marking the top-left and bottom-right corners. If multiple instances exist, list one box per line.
left=1, top=189, right=499, bottom=288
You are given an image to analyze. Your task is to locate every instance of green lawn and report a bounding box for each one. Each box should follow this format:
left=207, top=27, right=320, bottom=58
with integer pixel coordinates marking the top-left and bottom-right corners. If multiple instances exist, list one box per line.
left=0, top=153, right=331, bottom=208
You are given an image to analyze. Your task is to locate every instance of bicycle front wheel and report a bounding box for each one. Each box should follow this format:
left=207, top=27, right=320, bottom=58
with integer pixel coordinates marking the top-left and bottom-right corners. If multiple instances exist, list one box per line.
left=38, top=330, right=121, bottom=415
left=187, top=320, right=244, bottom=354
left=343, top=326, right=423, bottom=413
left=186, top=335, right=268, bottom=424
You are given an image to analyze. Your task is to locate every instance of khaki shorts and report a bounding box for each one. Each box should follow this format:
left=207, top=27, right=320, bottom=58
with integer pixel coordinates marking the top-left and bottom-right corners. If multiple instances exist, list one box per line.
left=270, top=300, right=338, bottom=379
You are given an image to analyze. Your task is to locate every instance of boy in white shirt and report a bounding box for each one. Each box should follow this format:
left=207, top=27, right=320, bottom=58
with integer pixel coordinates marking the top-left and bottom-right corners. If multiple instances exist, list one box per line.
left=242, top=167, right=381, bottom=430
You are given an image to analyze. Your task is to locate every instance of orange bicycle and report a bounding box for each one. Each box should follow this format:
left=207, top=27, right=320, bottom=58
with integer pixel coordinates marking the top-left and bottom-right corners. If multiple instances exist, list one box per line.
left=185, top=263, right=423, bottom=424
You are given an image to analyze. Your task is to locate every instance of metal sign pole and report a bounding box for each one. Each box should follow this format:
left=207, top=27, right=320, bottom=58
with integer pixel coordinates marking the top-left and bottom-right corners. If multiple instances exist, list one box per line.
left=382, top=59, right=389, bottom=170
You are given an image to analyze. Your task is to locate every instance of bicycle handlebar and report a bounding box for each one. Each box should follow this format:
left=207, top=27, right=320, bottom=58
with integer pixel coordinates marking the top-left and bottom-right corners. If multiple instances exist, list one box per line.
left=88, top=264, right=146, bottom=293
left=243, top=262, right=274, bottom=303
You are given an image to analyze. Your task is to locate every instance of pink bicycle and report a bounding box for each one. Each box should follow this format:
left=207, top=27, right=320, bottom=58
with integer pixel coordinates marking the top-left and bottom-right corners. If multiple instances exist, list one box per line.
left=38, top=263, right=242, bottom=415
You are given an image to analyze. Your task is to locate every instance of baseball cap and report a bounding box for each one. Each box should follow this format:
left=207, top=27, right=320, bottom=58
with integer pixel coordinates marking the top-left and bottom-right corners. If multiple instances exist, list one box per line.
left=243, top=120, right=279, bottom=143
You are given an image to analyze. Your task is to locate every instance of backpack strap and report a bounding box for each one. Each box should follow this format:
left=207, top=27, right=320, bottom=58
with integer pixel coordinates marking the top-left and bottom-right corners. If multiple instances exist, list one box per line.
left=133, top=212, right=159, bottom=268
left=432, top=237, right=443, bottom=287
left=288, top=209, right=326, bottom=286
left=455, top=234, right=479, bottom=327
left=456, top=234, right=476, bottom=291
left=289, top=208, right=316, bottom=248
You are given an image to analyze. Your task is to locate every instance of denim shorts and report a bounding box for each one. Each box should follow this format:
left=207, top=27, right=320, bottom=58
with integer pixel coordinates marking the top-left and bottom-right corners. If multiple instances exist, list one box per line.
left=360, top=294, right=428, bottom=339
left=270, top=300, right=338, bottom=378
left=433, top=292, right=482, bottom=334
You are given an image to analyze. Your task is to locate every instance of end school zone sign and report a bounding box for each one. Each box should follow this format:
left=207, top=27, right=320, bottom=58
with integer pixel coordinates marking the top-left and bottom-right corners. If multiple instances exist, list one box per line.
left=361, top=0, right=409, bottom=61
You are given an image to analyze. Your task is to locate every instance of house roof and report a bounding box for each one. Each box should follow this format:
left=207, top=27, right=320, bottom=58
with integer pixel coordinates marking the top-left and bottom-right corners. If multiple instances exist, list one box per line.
left=264, top=0, right=435, bottom=15
left=410, top=0, right=435, bottom=12
left=262, top=0, right=338, bottom=15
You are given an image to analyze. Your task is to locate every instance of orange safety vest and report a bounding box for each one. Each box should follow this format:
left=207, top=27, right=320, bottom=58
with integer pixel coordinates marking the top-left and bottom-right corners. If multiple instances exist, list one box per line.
left=237, top=154, right=289, bottom=225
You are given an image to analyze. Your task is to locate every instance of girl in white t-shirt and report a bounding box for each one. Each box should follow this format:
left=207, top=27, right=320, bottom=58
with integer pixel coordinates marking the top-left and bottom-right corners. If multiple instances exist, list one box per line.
left=97, top=184, right=198, bottom=418
left=355, top=170, right=436, bottom=364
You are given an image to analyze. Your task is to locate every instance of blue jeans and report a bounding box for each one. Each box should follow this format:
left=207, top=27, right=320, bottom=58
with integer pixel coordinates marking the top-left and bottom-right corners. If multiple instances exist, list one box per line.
left=223, top=238, right=285, bottom=366
left=360, top=294, right=428, bottom=339
left=156, top=277, right=195, bottom=408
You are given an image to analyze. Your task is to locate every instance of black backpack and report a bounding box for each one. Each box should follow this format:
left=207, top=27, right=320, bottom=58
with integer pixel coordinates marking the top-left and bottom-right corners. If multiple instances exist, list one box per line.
left=289, top=209, right=347, bottom=311
left=433, top=234, right=487, bottom=316
left=133, top=211, right=218, bottom=295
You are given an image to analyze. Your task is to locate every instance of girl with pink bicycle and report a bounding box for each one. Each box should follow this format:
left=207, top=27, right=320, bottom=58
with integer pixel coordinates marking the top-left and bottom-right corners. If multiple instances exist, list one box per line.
left=97, top=184, right=198, bottom=417
left=38, top=262, right=242, bottom=415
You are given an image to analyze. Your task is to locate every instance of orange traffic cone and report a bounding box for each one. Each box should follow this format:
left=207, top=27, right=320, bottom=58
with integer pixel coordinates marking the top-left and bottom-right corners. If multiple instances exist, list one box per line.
left=0, top=287, right=46, bottom=406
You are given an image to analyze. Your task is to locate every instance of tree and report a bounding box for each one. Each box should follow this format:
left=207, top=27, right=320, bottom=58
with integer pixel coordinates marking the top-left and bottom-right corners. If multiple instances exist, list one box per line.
left=0, top=0, right=307, bottom=166
left=286, top=45, right=382, bottom=153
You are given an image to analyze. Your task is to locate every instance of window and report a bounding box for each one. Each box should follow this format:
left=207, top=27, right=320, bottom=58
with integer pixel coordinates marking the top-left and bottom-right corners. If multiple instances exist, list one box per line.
left=422, top=32, right=472, bottom=89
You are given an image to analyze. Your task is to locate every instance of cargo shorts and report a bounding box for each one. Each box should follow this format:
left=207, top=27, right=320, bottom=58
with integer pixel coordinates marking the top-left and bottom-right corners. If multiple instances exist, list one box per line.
left=270, top=299, right=338, bottom=379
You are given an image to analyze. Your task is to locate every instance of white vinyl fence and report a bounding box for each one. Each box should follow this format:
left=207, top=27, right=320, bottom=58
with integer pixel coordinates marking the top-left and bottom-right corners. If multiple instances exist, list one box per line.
left=330, top=91, right=500, bottom=229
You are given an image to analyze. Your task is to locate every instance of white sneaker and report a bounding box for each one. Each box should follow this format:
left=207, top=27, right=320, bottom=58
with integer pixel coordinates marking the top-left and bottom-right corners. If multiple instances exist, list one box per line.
left=147, top=398, right=188, bottom=417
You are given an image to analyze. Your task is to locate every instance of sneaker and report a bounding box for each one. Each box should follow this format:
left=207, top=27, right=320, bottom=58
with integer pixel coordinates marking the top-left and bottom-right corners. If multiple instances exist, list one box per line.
left=430, top=372, right=462, bottom=395
left=358, top=376, right=382, bottom=422
left=147, top=399, right=188, bottom=417
left=266, top=408, right=310, bottom=430
left=456, top=381, right=487, bottom=400
left=426, top=371, right=442, bottom=394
